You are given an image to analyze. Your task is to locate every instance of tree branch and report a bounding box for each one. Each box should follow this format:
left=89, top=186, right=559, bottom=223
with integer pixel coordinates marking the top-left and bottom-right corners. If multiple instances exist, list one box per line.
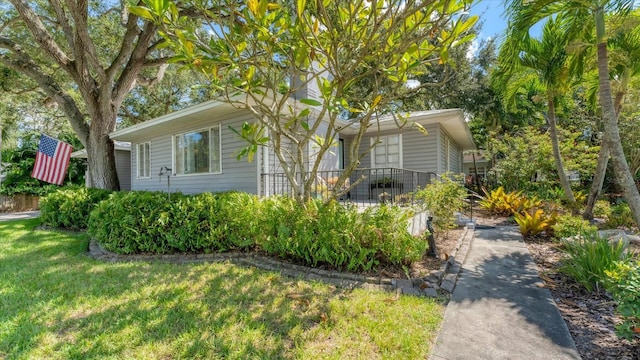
left=0, top=36, right=90, bottom=144
left=65, top=0, right=106, bottom=82
left=8, top=0, right=73, bottom=72
left=49, top=0, right=76, bottom=53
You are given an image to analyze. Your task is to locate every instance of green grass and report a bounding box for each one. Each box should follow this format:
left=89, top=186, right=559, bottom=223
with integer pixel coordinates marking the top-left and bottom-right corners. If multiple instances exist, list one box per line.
left=0, top=219, right=444, bottom=359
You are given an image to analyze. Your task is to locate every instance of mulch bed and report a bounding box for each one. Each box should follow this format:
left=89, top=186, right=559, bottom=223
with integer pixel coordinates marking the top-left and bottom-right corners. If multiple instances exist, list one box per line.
left=526, top=239, right=640, bottom=359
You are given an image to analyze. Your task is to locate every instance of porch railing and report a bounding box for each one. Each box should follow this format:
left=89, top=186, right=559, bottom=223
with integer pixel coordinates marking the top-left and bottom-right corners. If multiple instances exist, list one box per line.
left=261, top=168, right=438, bottom=206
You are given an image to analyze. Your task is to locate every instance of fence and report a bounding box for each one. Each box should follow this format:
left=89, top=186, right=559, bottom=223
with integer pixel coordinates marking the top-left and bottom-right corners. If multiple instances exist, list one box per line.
left=261, top=168, right=439, bottom=207
left=0, top=194, right=40, bottom=213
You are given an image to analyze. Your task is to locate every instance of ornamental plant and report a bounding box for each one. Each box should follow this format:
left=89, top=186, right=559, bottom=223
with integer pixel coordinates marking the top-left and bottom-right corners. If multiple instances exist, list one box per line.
left=414, top=173, right=467, bottom=232
left=606, top=260, right=640, bottom=341
left=559, top=232, right=630, bottom=293
left=132, top=0, right=477, bottom=206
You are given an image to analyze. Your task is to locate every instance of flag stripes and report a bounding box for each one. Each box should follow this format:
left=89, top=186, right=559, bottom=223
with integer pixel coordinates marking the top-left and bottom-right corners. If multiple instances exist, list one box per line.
left=31, top=134, right=73, bottom=185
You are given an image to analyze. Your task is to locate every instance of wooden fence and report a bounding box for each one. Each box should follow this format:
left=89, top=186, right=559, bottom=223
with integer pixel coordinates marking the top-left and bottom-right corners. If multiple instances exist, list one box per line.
left=0, top=194, right=40, bottom=212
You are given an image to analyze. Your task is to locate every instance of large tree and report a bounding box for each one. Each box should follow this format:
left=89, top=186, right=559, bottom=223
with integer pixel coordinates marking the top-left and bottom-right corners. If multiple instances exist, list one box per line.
left=0, top=1, right=178, bottom=189
left=136, top=0, right=477, bottom=205
left=582, top=10, right=640, bottom=218
left=505, top=0, right=640, bottom=226
left=495, top=17, right=577, bottom=208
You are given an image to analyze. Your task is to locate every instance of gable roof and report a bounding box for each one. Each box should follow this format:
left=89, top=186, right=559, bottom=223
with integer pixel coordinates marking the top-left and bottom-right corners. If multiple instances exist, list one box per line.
left=109, top=100, right=241, bottom=142
left=110, top=99, right=475, bottom=150
left=338, top=109, right=476, bottom=150
left=70, top=141, right=132, bottom=158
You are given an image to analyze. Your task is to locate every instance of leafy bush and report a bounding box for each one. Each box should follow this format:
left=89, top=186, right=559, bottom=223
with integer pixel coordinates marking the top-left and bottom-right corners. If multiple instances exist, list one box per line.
left=414, top=174, right=467, bottom=231
left=514, top=209, right=556, bottom=237
left=552, top=214, right=597, bottom=239
left=605, top=261, right=640, bottom=341
left=478, top=186, right=541, bottom=217
left=40, top=186, right=113, bottom=230
left=606, top=203, right=636, bottom=229
left=88, top=191, right=177, bottom=253
left=559, top=232, right=630, bottom=292
left=88, top=191, right=425, bottom=272
left=592, top=200, right=612, bottom=220
left=259, top=198, right=425, bottom=271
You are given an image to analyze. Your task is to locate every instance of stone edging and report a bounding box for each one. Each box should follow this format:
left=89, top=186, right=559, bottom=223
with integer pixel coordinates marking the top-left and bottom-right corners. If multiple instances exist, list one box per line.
left=88, top=228, right=474, bottom=297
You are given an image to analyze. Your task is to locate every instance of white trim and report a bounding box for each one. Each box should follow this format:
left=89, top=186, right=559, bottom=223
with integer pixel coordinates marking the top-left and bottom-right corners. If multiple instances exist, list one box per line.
left=445, top=138, right=451, bottom=172
left=110, top=100, right=229, bottom=140
left=370, top=134, right=403, bottom=168
left=260, top=129, right=270, bottom=196
left=136, top=142, right=151, bottom=179
left=172, top=124, right=222, bottom=176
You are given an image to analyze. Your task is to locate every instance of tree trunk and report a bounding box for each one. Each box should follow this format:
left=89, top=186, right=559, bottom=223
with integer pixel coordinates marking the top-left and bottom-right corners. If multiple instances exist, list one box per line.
left=596, top=38, right=640, bottom=226
left=583, top=137, right=609, bottom=220
left=583, top=85, right=626, bottom=220
left=85, top=104, right=120, bottom=190
left=548, top=98, right=576, bottom=208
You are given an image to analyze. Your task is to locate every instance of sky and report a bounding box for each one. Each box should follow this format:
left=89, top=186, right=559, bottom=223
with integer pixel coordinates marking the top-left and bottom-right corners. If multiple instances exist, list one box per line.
left=469, top=0, right=640, bottom=43
left=468, top=0, right=510, bottom=43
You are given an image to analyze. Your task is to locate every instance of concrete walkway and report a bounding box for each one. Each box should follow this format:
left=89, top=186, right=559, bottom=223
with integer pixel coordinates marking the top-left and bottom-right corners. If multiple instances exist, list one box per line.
left=0, top=210, right=40, bottom=222
left=430, top=226, right=581, bottom=360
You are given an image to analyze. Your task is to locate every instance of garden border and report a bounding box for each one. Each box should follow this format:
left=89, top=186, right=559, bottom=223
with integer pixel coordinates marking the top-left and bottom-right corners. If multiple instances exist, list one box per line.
left=88, top=227, right=474, bottom=298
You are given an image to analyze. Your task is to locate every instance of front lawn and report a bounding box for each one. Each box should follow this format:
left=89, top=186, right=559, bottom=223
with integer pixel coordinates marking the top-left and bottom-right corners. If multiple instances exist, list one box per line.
left=0, top=219, right=444, bottom=359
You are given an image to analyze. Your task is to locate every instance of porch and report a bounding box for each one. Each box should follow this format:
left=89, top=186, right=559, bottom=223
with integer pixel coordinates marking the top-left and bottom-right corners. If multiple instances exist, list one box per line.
left=260, top=167, right=439, bottom=207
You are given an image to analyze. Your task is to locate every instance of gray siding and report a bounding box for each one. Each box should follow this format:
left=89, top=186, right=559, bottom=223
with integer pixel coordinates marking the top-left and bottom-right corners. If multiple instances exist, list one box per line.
left=440, top=128, right=463, bottom=174
left=345, top=123, right=440, bottom=172
left=131, top=113, right=258, bottom=194
left=311, top=120, right=339, bottom=172
left=115, top=149, right=131, bottom=191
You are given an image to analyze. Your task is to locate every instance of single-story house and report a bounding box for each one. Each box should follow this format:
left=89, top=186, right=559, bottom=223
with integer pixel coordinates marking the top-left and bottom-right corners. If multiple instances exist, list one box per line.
left=70, top=141, right=132, bottom=191
left=108, top=97, right=476, bottom=201
left=462, top=150, right=492, bottom=185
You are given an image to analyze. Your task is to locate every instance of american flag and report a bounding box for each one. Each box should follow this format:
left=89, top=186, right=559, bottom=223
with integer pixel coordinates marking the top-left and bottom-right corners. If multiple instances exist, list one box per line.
left=31, top=134, right=73, bottom=185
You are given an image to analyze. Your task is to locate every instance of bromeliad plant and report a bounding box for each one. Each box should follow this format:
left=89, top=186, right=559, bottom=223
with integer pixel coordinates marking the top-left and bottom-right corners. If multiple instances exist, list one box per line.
left=514, top=208, right=556, bottom=237
left=478, top=186, right=542, bottom=216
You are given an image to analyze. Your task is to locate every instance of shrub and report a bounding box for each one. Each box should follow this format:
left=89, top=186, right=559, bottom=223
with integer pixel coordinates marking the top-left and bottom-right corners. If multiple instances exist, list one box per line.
left=414, top=173, right=467, bottom=232
left=40, top=186, right=113, bottom=230
left=88, top=191, right=427, bottom=272
left=88, top=191, right=177, bottom=254
left=259, top=198, right=425, bottom=271
left=552, top=214, right=597, bottom=239
left=478, top=186, right=541, bottom=217
left=605, top=260, right=640, bottom=341
left=514, top=209, right=556, bottom=237
left=559, top=232, right=630, bottom=292
left=592, top=200, right=612, bottom=220
left=606, top=203, right=636, bottom=229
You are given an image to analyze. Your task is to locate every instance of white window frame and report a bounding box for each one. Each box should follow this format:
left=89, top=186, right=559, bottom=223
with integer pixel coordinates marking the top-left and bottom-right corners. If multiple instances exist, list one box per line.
left=172, top=124, right=222, bottom=176
left=445, top=138, right=451, bottom=171
left=136, top=142, right=151, bottom=178
left=371, top=134, right=403, bottom=169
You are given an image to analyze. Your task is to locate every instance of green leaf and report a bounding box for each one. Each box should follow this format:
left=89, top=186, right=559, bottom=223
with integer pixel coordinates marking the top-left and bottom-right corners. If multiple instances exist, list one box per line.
left=297, top=0, right=306, bottom=19
left=300, top=98, right=322, bottom=106
left=129, top=6, right=154, bottom=20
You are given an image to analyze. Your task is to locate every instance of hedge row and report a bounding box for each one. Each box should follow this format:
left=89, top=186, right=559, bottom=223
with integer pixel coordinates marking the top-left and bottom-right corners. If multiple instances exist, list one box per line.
left=43, top=188, right=427, bottom=272
left=40, top=186, right=113, bottom=230
left=87, top=191, right=261, bottom=254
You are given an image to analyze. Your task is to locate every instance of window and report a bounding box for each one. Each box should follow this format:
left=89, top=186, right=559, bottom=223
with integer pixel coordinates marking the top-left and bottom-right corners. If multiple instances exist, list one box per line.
left=372, top=134, right=402, bottom=168
left=137, top=142, right=150, bottom=178
left=445, top=138, right=450, bottom=171
left=173, top=125, right=221, bottom=175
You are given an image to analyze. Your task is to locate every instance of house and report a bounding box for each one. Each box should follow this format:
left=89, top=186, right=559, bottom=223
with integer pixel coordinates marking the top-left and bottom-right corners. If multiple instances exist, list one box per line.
left=462, top=150, right=492, bottom=185
left=70, top=141, right=132, bottom=191
left=108, top=98, right=476, bottom=201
